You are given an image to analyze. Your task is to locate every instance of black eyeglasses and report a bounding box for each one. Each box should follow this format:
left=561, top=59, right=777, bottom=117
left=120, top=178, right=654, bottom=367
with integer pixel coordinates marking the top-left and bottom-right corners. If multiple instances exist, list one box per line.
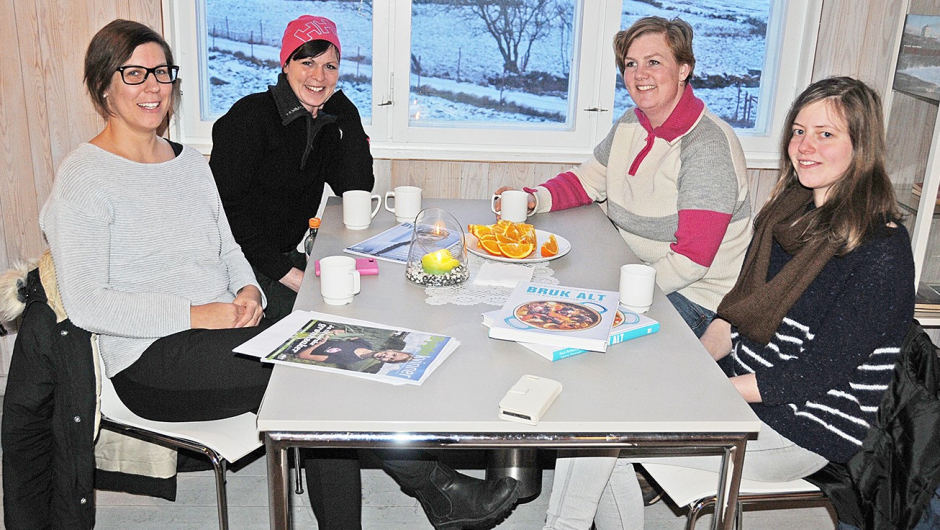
left=116, top=65, right=179, bottom=85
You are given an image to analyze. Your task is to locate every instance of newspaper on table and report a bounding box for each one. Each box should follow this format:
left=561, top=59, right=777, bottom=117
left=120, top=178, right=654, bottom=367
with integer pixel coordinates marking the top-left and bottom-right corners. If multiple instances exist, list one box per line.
left=234, top=310, right=459, bottom=385
left=344, top=222, right=462, bottom=264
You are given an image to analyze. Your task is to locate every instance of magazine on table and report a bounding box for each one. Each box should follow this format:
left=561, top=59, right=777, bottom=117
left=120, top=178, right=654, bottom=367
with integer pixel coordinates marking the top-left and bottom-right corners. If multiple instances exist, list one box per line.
left=233, top=310, right=459, bottom=385
left=483, top=307, right=659, bottom=361
left=487, top=281, right=621, bottom=353
left=344, top=222, right=462, bottom=264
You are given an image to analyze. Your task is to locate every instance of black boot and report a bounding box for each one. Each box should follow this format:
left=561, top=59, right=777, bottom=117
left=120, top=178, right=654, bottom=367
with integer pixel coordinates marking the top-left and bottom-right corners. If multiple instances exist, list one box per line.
left=410, top=462, right=520, bottom=530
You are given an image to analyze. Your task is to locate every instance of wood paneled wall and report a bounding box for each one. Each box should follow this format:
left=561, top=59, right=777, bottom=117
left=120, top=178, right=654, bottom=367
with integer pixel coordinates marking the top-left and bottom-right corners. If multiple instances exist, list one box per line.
left=0, top=0, right=921, bottom=383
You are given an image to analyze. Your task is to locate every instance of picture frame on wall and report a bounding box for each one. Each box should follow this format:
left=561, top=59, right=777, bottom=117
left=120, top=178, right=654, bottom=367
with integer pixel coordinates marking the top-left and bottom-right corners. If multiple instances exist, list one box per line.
left=894, top=14, right=940, bottom=101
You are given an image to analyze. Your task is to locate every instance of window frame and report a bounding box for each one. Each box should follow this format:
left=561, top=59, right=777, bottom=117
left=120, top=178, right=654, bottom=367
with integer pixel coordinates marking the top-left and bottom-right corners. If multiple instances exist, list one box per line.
left=162, top=0, right=821, bottom=167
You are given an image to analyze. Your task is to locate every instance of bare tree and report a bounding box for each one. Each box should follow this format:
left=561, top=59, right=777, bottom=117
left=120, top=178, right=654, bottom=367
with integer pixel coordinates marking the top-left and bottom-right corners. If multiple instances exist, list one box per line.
left=454, top=0, right=558, bottom=74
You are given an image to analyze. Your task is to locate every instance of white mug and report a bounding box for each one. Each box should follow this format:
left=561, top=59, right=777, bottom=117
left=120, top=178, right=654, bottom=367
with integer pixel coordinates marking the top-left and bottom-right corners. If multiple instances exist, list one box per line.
left=343, top=190, right=381, bottom=230
left=319, top=256, right=361, bottom=305
left=619, top=264, right=657, bottom=313
left=492, top=190, right=531, bottom=224
left=384, top=186, right=423, bottom=223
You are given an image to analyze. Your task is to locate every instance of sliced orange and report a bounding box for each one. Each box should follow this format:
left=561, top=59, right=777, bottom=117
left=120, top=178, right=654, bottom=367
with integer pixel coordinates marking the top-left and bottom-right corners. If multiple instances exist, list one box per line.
left=517, top=223, right=536, bottom=245
left=479, top=238, right=503, bottom=256
left=540, top=234, right=559, bottom=257
left=498, top=241, right=535, bottom=259
left=468, top=224, right=494, bottom=240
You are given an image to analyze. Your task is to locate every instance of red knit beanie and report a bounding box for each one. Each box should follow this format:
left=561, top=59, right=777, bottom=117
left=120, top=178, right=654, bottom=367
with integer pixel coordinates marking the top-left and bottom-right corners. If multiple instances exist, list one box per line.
left=280, top=15, right=341, bottom=67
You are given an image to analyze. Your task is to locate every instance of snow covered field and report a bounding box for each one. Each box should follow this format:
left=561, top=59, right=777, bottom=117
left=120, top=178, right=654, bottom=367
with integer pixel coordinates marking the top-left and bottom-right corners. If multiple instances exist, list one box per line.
left=204, top=0, right=769, bottom=128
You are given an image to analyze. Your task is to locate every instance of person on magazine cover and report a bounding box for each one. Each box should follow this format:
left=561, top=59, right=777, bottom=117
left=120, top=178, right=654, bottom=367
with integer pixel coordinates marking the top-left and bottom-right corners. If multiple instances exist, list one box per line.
left=540, top=77, right=915, bottom=530
left=493, top=17, right=751, bottom=338
left=209, top=15, right=374, bottom=322
left=295, top=334, right=414, bottom=370
left=32, top=19, right=519, bottom=530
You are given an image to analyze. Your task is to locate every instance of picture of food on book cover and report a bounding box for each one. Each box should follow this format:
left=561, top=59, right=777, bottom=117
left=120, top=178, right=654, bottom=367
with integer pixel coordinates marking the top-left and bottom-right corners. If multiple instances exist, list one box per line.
left=511, top=300, right=603, bottom=331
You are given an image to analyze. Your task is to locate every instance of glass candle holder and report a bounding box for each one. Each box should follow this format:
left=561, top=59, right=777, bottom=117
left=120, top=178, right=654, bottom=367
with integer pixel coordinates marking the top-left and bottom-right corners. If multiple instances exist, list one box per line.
left=405, top=207, right=469, bottom=286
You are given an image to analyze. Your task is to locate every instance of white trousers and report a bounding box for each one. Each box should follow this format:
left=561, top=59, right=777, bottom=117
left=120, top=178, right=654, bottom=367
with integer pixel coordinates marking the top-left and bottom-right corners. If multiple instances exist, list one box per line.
left=543, top=421, right=829, bottom=530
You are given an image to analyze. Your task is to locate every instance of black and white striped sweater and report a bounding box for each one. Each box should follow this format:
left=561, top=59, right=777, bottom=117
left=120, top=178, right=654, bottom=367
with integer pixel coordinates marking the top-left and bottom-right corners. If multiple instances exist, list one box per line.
left=724, top=223, right=914, bottom=463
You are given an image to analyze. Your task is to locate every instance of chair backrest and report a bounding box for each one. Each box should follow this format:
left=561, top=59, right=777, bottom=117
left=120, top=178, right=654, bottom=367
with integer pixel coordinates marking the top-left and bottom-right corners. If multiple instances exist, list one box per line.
left=99, top=375, right=262, bottom=463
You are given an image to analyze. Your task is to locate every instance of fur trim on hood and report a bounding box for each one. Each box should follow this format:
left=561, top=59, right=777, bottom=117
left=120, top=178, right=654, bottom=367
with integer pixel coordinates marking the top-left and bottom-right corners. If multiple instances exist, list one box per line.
left=0, top=257, right=36, bottom=331
left=0, top=250, right=64, bottom=332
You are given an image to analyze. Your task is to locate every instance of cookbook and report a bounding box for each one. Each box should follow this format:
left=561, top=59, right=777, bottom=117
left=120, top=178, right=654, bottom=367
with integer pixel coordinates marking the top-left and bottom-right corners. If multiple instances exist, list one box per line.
left=487, top=281, right=620, bottom=352
left=233, top=311, right=458, bottom=385
left=483, top=307, right=659, bottom=361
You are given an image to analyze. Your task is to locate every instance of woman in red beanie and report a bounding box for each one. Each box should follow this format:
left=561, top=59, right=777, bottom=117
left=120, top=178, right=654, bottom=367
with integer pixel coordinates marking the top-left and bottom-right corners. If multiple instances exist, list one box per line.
left=210, top=16, right=521, bottom=530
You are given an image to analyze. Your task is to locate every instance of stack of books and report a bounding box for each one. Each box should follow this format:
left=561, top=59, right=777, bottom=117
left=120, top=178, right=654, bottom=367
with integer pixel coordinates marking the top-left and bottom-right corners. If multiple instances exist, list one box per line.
left=483, top=281, right=659, bottom=361
left=916, top=281, right=940, bottom=313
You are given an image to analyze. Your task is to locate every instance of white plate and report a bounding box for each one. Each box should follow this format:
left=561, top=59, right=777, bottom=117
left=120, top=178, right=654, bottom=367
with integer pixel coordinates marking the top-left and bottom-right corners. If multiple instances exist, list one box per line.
left=466, top=229, right=571, bottom=263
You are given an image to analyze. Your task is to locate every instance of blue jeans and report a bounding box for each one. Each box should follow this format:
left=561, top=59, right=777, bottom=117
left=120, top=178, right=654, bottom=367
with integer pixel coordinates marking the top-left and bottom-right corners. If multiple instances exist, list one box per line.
left=666, top=291, right=716, bottom=338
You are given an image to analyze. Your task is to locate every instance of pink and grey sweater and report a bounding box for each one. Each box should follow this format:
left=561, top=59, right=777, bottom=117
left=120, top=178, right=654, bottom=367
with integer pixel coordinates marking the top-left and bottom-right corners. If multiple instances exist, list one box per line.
left=530, top=85, right=751, bottom=312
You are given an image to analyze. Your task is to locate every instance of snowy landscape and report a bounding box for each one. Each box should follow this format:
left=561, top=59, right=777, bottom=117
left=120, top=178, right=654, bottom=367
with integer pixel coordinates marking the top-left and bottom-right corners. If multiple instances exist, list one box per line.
left=203, top=0, right=769, bottom=129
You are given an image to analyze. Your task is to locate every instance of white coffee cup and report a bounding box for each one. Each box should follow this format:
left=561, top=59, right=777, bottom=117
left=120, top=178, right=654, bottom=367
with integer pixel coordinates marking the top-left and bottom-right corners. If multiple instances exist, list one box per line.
left=492, top=190, right=531, bottom=224
left=319, top=256, right=361, bottom=305
left=619, top=264, right=657, bottom=313
left=343, top=190, right=381, bottom=230
left=384, top=186, right=423, bottom=223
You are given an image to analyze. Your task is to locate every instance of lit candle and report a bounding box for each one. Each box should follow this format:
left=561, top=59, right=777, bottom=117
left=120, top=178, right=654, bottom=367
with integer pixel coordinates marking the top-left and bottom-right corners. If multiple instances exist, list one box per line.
left=422, top=249, right=459, bottom=274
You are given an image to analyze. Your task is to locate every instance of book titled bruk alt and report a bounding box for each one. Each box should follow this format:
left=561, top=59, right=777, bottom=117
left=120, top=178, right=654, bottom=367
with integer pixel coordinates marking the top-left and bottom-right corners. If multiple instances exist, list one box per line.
left=487, top=281, right=620, bottom=353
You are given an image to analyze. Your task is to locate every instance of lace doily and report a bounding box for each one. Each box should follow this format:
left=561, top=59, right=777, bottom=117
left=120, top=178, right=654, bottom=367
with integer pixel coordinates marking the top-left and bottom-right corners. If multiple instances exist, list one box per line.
left=424, top=253, right=558, bottom=306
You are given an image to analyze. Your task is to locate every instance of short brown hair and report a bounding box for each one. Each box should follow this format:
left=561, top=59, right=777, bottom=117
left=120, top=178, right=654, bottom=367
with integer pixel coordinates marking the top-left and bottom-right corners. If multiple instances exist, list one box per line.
left=84, top=19, right=178, bottom=118
left=614, top=16, right=695, bottom=82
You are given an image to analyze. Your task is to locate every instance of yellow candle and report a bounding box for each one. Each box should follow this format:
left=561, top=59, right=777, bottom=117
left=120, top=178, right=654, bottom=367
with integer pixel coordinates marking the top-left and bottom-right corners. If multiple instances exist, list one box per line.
left=422, top=249, right=459, bottom=274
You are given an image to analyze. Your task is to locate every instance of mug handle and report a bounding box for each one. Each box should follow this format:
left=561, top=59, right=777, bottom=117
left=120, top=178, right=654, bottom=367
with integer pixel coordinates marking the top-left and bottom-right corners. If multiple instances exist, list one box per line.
left=370, top=194, right=381, bottom=218
left=490, top=193, right=500, bottom=215
left=351, top=270, right=361, bottom=295
left=384, top=191, right=396, bottom=214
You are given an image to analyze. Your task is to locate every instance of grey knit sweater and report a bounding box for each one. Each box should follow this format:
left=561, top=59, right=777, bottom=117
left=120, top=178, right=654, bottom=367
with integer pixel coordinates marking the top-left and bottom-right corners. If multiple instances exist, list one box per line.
left=40, top=143, right=262, bottom=377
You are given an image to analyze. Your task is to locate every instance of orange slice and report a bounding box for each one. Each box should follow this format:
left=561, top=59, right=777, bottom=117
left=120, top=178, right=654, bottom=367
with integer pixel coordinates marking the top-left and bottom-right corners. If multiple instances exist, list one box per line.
left=479, top=238, right=503, bottom=256
left=540, top=234, right=559, bottom=257
left=498, top=241, right=535, bottom=259
left=468, top=224, right=494, bottom=240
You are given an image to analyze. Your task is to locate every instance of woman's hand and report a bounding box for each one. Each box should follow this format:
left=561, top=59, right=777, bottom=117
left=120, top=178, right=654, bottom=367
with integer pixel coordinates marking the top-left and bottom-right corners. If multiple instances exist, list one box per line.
left=279, top=267, right=304, bottom=293
left=700, top=318, right=733, bottom=361
left=190, top=302, right=243, bottom=329
left=493, top=186, right=537, bottom=219
left=232, top=285, right=264, bottom=327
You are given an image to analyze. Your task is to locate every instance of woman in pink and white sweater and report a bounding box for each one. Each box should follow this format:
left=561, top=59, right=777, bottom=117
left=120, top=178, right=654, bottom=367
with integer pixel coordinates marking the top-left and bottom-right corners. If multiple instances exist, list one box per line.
left=498, top=17, right=751, bottom=336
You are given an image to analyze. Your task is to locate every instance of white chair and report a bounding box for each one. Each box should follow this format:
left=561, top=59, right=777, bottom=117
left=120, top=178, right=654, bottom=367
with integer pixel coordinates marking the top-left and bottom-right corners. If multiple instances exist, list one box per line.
left=641, top=463, right=830, bottom=530
left=98, top=375, right=263, bottom=530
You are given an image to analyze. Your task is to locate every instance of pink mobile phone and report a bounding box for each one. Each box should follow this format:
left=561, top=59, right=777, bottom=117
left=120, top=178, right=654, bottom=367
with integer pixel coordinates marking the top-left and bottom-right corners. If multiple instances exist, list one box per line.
left=315, top=258, right=379, bottom=276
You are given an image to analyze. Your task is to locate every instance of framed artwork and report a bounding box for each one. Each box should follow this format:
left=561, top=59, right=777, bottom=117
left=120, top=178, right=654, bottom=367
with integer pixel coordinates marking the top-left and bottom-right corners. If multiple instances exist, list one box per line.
left=894, top=14, right=940, bottom=101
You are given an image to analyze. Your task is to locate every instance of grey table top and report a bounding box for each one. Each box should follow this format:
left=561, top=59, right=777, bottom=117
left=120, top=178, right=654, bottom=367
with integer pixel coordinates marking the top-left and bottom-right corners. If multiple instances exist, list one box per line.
left=256, top=197, right=759, bottom=435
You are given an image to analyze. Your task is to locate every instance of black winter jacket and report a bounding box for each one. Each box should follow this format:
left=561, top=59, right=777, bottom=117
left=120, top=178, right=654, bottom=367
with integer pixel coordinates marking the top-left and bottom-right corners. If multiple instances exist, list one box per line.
left=807, top=320, right=940, bottom=529
left=2, top=269, right=97, bottom=529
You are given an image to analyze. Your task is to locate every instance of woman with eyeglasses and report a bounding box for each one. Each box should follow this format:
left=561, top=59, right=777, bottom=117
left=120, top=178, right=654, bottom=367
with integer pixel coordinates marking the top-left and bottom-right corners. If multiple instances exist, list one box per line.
left=40, top=18, right=274, bottom=429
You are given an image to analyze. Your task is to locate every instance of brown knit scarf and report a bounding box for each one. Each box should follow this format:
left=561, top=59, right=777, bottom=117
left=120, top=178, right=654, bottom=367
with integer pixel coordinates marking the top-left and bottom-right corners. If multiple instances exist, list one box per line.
left=717, top=186, right=840, bottom=344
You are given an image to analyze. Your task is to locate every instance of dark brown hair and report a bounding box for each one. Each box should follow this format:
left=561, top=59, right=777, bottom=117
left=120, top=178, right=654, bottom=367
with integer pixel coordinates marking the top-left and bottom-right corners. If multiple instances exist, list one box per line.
left=761, top=76, right=900, bottom=253
left=84, top=19, right=178, bottom=118
left=614, top=16, right=695, bottom=81
left=285, top=39, right=339, bottom=68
